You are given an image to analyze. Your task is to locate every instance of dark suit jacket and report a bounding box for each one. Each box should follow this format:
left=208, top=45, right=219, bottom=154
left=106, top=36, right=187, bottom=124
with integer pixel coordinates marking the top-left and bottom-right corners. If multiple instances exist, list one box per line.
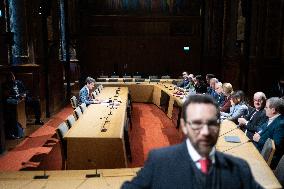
left=177, top=79, right=190, bottom=88
left=122, top=141, right=262, bottom=189
left=244, top=108, right=268, bottom=140
left=255, top=115, right=284, bottom=169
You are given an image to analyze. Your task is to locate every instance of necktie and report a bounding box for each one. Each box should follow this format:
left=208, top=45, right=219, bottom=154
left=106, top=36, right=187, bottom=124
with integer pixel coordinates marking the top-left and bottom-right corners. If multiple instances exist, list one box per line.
left=199, top=158, right=211, bottom=174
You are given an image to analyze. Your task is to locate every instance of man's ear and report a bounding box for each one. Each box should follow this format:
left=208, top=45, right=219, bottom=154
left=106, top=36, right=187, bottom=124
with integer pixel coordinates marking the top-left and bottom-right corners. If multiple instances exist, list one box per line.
left=180, top=118, right=188, bottom=135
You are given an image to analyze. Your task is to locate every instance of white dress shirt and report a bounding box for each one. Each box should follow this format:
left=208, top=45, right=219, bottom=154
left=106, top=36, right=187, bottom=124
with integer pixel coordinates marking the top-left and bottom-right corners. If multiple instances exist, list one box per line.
left=186, top=139, right=215, bottom=170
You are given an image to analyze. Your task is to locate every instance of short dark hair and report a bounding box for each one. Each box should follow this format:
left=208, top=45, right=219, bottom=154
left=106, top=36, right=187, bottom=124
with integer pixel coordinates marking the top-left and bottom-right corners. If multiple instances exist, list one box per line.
left=182, top=94, right=220, bottom=121
left=85, top=77, right=95, bottom=84
left=206, top=74, right=215, bottom=79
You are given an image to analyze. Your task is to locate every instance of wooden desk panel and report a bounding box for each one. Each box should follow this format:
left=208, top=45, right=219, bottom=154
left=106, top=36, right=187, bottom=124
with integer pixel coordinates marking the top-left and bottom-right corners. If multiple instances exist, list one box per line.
left=65, top=87, right=128, bottom=170
left=217, top=120, right=281, bottom=189
left=0, top=169, right=137, bottom=189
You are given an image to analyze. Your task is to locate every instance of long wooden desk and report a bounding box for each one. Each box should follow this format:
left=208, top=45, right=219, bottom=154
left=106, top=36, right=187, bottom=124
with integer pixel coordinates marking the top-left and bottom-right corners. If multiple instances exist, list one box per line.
left=218, top=120, right=281, bottom=189
left=0, top=168, right=138, bottom=189
left=0, top=82, right=281, bottom=189
left=95, top=81, right=282, bottom=189
left=65, top=87, right=128, bottom=170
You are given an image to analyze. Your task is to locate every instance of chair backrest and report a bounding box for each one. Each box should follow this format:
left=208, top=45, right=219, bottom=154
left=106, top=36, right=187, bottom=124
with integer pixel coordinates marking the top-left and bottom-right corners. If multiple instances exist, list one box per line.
left=99, top=75, right=108, bottom=78
left=95, top=88, right=100, bottom=94
left=123, top=78, right=133, bottom=82
left=123, top=75, right=131, bottom=78
left=79, top=103, right=87, bottom=113
left=111, top=75, right=119, bottom=78
left=274, top=154, right=284, bottom=186
left=70, top=96, right=78, bottom=109
left=96, top=78, right=106, bottom=82
left=133, top=75, right=142, bottom=79
left=149, top=75, right=158, bottom=79
left=135, top=78, right=145, bottom=82
left=74, top=107, right=83, bottom=120
left=66, top=114, right=76, bottom=129
left=99, top=84, right=103, bottom=91
left=109, top=78, right=118, bottom=82
left=56, top=122, right=69, bottom=165
left=56, top=122, right=69, bottom=141
left=161, top=75, right=171, bottom=79
left=91, top=91, right=97, bottom=99
left=261, top=138, right=275, bottom=166
left=150, top=79, right=160, bottom=82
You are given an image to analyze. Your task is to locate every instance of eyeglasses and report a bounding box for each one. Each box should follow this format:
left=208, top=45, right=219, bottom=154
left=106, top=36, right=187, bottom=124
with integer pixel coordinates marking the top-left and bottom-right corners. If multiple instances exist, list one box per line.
left=185, top=119, right=220, bottom=130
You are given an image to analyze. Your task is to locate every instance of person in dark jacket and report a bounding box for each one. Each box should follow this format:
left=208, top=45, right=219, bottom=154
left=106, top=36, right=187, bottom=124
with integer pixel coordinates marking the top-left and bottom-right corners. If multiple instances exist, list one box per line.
left=121, top=95, right=262, bottom=189
left=238, top=92, right=268, bottom=140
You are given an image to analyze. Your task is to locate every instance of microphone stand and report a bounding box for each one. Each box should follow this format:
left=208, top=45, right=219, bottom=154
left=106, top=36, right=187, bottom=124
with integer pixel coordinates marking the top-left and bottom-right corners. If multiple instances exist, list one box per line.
left=86, top=159, right=100, bottom=178
left=219, top=125, right=240, bottom=137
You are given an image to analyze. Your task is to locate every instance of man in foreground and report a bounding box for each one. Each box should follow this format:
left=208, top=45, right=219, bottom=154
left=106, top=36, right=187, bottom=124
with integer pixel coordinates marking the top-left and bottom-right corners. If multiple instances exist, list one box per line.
left=122, top=95, right=262, bottom=189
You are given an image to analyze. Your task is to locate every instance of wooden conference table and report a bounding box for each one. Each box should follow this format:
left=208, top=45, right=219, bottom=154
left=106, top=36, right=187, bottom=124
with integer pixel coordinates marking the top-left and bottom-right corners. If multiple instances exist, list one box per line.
left=0, top=80, right=280, bottom=189
left=65, top=87, right=129, bottom=170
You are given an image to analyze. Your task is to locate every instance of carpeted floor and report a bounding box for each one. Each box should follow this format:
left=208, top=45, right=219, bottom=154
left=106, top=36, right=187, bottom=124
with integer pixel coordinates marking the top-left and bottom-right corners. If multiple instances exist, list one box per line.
left=0, top=103, right=183, bottom=171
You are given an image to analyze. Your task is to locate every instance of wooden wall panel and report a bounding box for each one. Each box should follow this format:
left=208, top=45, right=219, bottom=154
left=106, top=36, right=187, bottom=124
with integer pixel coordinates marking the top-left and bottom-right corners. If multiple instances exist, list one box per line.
left=78, top=15, right=202, bottom=78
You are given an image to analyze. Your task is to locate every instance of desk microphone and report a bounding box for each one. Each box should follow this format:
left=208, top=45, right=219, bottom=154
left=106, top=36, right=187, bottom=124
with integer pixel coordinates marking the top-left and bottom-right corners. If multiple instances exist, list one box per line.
left=86, top=159, right=100, bottom=178
left=219, top=125, right=240, bottom=137
left=221, top=139, right=252, bottom=153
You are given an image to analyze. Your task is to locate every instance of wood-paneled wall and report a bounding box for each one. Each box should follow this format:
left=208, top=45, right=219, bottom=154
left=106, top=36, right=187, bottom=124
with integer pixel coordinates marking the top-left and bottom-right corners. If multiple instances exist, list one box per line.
left=78, top=15, right=202, bottom=78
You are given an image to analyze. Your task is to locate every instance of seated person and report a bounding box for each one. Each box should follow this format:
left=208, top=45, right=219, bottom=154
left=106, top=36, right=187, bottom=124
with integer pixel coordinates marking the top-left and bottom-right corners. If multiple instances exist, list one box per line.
left=2, top=72, right=43, bottom=125
left=79, top=77, right=101, bottom=106
left=221, top=90, right=248, bottom=123
left=176, top=71, right=190, bottom=89
left=205, top=73, right=215, bottom=87
left=193, top=75, right=207, bottom=94
left=213, top=82, right=225, bottom=106
left=220, top=83, right=233, bottom=113
left=177, top=74, right=195, bottom=93
left=207, top=78, right=218, bottom=97
left=253, top=97, right=284, bottom=169
left=238, top=92, right=268, bottom=140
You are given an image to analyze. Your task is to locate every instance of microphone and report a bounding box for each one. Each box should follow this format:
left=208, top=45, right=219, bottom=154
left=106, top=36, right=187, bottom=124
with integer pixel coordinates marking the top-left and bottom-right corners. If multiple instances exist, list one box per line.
left=101, top=117, right=109, bottom=132
left=221, top=139, right=252, bottom=153
left=86, top=159, right=100, bottom=178
left=219, top=125, right=240, bottom=137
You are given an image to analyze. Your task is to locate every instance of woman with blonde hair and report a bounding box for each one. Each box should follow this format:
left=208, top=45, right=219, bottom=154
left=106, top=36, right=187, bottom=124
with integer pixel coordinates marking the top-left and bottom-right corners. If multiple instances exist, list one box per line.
left=220, top=82, right=233, bottom=113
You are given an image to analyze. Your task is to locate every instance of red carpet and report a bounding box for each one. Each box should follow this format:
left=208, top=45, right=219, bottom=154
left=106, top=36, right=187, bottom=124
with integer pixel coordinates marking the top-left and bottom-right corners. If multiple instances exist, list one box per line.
left=0, top=103, right=183, bottom=170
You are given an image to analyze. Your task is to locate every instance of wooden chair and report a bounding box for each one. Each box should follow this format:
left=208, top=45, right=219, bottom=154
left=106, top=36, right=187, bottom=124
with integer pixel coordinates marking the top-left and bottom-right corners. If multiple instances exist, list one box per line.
left=56, top=122, right=69, bottom=169
left=273, top=155, right=284, bottom=186
left=66, top=114, right=76, bottom=129
left=79, top=103, right=87, bottom=113
left=261, top=138, right=276, bottom=166
left=74, top=107, right=83, bottom=120
left=70, top=96, right=78, bottom=109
